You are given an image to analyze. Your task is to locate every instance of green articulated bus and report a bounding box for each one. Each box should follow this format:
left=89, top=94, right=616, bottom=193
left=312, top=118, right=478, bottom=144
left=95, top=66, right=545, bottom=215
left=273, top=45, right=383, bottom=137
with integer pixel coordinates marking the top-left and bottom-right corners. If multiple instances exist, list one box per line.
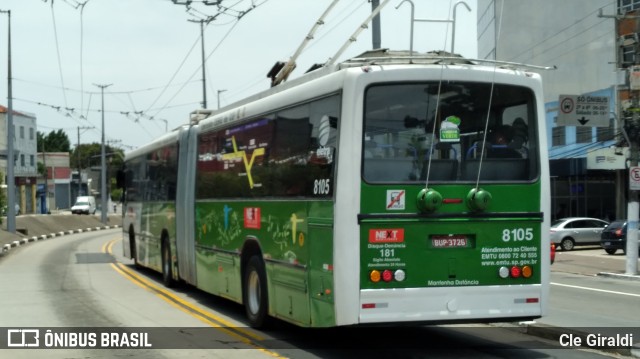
left=119, top=50, right=551, bottom=328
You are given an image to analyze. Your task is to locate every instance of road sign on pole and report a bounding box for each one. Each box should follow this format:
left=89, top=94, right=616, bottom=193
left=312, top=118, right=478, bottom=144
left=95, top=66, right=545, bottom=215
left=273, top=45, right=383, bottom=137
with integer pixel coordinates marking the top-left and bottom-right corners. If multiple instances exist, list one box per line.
left=630, top=166, right=640, bottom=191
left=557, top=94, right=610, bottom=127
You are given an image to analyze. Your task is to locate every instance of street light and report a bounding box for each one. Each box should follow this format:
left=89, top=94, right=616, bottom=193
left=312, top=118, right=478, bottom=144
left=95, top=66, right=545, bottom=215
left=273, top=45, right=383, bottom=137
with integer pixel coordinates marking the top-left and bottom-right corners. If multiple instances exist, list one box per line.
left=1, top=9, right=15, bottom=233
left=93, top=83, right=111, bottom=224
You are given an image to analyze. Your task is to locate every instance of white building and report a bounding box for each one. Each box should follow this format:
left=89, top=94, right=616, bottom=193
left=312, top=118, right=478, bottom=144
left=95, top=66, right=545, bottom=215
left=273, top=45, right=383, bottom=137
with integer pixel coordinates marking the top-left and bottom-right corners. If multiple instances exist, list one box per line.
left=0, top=105, right=39, bottom=214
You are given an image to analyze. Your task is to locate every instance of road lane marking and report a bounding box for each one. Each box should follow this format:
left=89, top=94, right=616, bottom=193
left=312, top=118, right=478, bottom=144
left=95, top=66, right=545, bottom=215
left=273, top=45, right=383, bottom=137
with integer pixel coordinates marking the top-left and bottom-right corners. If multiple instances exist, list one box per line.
left=551, top=282, right=640, bottom=297
left=104, top=237, right=285, bottom=358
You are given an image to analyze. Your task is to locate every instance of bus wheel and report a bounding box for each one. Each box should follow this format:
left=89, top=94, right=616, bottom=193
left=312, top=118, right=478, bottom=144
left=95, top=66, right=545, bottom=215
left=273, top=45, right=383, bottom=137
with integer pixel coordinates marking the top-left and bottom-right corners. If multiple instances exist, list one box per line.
left=605, top=248, right=617, bottom=255
left=161, top=238, right=174, bottom=288
left=129, top=228, right=140, bottom=268
left=244, top=255, right=269, bottom=328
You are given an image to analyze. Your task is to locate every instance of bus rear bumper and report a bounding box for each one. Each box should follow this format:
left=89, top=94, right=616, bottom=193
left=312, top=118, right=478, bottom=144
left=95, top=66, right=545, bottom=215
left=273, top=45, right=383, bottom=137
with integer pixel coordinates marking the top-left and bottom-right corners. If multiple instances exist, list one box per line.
left=359, top=285, right=543, bottom=324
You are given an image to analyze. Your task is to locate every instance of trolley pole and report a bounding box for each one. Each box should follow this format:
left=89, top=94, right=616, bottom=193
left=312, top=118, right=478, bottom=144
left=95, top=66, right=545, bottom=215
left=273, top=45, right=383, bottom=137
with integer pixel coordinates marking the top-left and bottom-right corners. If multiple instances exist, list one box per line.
left=94, top=83, right=111, bottom=225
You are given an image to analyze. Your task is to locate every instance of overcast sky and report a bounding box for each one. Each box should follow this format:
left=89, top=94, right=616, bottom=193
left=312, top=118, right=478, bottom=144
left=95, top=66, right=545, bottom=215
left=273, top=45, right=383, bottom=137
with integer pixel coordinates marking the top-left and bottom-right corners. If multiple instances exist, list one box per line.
left=0, top=0, right=477, bottom=151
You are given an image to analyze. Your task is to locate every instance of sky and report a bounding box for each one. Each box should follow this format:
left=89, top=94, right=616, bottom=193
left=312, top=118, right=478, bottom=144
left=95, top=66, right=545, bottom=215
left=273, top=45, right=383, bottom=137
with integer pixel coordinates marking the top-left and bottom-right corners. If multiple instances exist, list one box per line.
left=0, top=0, right=477, bottom=152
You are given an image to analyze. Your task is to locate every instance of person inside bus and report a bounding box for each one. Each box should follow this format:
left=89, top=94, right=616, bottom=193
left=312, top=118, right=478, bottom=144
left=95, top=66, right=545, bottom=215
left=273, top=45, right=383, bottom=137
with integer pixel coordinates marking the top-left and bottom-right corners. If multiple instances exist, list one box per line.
left=509, top=117, right=529, bottom=150
left=486, top=125, right=522, bottom=159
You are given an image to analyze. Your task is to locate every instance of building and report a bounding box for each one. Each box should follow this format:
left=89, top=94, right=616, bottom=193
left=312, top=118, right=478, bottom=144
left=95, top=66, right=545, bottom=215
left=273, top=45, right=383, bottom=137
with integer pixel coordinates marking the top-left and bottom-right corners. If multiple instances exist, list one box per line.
left=0, top=105, right=39, bottom=214
left=477, top=0, right=629, bottom=221
left=37, top=152, right=74, bottom=212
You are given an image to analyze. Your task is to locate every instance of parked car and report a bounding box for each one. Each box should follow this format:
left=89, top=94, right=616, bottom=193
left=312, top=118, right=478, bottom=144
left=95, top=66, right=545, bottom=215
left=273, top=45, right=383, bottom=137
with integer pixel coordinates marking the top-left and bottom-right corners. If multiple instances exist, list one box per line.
left=600, top=220, right=640, bottom=255
left=71, top=196, right=97, bottom=215
left=550, top=217, right=609, bottom=251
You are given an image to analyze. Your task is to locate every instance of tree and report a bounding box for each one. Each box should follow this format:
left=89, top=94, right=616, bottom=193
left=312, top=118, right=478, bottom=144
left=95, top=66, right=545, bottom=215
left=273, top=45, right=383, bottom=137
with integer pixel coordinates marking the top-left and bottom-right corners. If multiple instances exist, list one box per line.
left=71, top=143, right=124, bottom=170
left=37, top=130, right=71, bottom=153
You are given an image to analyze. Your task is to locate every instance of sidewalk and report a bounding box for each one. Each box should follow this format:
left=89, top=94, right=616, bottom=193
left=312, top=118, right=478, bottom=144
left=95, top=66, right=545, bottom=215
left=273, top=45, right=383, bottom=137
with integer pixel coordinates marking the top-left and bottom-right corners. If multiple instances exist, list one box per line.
left=0, top=212, right=122, bottom=256
left=513, top=248, right=640, bottom=358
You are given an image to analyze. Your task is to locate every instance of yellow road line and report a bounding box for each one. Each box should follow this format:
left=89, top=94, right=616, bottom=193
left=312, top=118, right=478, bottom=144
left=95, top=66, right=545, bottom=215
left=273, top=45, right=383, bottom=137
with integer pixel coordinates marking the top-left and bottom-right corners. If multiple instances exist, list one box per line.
left=104, top=237, right=286, bottom=358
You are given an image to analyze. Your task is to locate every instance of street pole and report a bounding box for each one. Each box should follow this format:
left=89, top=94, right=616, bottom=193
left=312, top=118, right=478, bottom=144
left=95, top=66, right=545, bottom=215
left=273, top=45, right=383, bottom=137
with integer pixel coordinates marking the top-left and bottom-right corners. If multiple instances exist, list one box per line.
left=371, top=0, right=381, bottom=49
left=626, top=111, right=639, bottom=275
left=217, top=89, right=226, bottom=110
left=600, top=7, right=640, bottom=275
left=1, top=9, right=15, bottom=233
left=94, top=83, right=111, bottom=224
left=76, top=125, right=92, bottom=197
left=189, top=19, right=208, bottom=109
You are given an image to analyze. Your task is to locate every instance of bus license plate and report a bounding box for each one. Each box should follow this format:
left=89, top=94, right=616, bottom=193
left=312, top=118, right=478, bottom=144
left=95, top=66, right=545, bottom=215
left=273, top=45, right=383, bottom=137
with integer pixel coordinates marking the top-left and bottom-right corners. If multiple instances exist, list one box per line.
left=431, top=235, right=469, bottom=248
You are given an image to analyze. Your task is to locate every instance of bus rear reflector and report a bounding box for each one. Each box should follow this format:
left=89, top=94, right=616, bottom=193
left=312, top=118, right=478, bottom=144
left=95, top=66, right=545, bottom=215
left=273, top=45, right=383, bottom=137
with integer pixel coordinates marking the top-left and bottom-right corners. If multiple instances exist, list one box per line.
left=394, top=269, right=406, bottom=282
left=498, top=266, right=510, bottom=278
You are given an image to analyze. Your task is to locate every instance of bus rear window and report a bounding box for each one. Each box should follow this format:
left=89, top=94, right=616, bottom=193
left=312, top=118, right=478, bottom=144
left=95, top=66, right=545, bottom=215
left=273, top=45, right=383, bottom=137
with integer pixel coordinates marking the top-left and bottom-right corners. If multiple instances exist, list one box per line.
left=363, top=82, right=539, bottom=183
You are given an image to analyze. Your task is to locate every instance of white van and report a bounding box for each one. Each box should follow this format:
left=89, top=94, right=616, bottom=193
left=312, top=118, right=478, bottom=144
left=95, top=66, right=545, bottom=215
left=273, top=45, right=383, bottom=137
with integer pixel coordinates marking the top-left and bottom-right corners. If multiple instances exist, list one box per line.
left=71, top=196, right=97, bottom=215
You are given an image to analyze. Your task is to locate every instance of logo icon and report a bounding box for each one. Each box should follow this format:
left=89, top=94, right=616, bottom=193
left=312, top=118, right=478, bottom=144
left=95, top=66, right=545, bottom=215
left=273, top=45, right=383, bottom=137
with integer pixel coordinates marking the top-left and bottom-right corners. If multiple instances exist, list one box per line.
left=7, top=329, right=39, bottom=347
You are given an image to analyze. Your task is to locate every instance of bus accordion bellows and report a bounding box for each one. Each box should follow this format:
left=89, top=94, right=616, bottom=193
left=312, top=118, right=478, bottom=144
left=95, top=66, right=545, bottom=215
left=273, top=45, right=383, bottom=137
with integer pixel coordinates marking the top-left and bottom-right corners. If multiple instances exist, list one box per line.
left=118, top=49, right=551, bottom=328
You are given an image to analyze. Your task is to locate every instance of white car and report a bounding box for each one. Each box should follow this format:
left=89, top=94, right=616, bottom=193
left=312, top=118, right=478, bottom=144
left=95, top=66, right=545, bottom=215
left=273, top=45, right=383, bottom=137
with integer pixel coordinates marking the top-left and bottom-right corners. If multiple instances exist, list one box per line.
left=71, top=196, right=97, bottom=215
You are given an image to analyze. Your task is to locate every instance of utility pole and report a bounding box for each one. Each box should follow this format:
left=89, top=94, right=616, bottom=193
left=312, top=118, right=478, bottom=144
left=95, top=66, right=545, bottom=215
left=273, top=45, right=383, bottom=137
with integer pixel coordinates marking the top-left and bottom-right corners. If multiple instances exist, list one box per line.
left=76, top=125, right=92, bottom=195
left=1, top=9, right=15, bottom=233
left=217, top=89, right=226, bottom=109
left=94, top=83, right=111, bottom=224
left=189, top=18, right=208, bottom=109
left=601, top=8, right=639, bottom=275
left=371, top=0, right=381, bottom=49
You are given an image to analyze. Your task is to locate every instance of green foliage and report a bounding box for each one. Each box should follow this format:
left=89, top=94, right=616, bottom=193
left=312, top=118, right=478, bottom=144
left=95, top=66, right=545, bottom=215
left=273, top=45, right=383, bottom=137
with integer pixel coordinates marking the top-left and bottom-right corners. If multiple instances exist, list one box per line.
left=37, top=161, right=47, bottom=177
left=37, top=130, right=71, bottom=152
left=71, top=143, right=124, bottom=170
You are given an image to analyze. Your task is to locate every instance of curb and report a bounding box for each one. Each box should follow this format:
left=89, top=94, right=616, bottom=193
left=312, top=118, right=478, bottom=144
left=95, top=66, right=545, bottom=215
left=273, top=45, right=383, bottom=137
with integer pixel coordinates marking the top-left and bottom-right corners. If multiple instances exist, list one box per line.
left=597, top=272, right=640, bottom=282
left=0, top=225, right=121, bottom=258
left=498, top=322, right=640, bottom=358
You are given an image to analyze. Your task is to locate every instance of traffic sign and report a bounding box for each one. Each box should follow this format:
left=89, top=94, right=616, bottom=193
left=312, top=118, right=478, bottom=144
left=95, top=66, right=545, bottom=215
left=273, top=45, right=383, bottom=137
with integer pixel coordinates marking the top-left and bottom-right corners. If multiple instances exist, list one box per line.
left=631, top=166, right=640, bottom=191
left=557, top=94, right=610, bottom=127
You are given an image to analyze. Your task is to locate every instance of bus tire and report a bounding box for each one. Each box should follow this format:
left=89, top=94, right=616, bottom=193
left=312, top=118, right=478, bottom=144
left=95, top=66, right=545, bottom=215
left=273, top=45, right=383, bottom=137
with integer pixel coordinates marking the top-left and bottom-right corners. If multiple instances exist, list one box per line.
left=129, top=227, right=140, bottom=268
left=161, top=237, right=175, bottom=288
left=244, top=255, right=269, bottom=328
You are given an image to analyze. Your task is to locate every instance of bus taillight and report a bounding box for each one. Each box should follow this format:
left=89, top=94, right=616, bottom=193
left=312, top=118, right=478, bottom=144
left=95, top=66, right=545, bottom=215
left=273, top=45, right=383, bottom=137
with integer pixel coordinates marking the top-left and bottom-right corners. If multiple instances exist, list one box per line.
left=370, top=270, right=381, bottom=283
left=369, top=269, right=406, bottom=283
left=499, top=266, right=533, bottom=279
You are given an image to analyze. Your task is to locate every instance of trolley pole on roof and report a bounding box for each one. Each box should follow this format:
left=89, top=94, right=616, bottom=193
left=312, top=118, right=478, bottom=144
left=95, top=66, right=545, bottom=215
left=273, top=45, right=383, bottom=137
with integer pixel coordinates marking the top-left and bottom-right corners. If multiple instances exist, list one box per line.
left=395, top=0, right=471, bottom=54
left=94, top=83, right=111, bottom=225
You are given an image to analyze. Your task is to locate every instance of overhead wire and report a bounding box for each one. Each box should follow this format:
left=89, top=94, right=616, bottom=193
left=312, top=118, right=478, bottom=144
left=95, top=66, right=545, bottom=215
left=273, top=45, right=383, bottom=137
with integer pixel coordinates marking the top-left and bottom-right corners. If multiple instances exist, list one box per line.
left=150, top=16, right=242, bottom=118
left=49, top=1, right=69, bottom=108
